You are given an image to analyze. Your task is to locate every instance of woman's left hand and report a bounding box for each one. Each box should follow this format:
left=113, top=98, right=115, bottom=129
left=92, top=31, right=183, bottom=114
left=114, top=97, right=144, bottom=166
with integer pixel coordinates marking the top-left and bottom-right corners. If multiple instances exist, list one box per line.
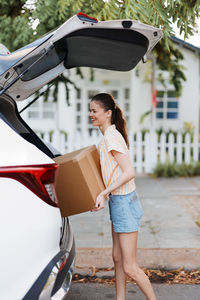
left=91, top=193, right=106, bottom=211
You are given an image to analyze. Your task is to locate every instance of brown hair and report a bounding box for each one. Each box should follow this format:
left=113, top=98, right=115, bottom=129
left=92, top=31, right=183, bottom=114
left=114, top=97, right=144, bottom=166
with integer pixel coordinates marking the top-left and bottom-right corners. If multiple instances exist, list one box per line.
left=91, top=93, right=129, bottom=148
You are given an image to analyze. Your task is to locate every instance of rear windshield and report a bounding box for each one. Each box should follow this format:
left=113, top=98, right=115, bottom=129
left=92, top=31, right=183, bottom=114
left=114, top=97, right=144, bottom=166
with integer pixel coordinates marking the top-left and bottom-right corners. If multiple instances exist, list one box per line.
left=64, top=28, right=149, bottom=71
left=16, top=27, right=149, bottom=81
left=14, top=38, right=66, bottom=81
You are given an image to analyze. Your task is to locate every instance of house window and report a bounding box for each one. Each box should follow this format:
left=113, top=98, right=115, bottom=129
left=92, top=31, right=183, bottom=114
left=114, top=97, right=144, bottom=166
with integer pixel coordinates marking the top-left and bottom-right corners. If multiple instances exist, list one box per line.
left=76, top=115, right=81, bottom=124
left=124, top=88, right=130, bottom=99
left=111, top=90, right=118, bottom=99
left=105, top=90, right=119, bottom=100
left=167, top=112, right=178, bottom=119
left=125, top=103, right=130, bottom=112
left=156, top=112, right=164, bottom=119
left=88, top=90, right=99, bottom=99
left=156, top=101, right=164, bottom=108
left=88, top=116, right=92, bottom=124
left=75, top=88, right=82, bottom=131
left=156, top=90, right=179, bottom=120
left=126, top=116, right=130, bottom=127
left=28, top=101, right=55, bottom=120
left=167, top=102, right=178, bottom=109
left=88, top=128, right=99, bottom=136
left=76, top=88, right=81, bottom=99
left=42, top=102, right=55, bottom=119
left=43, top=111, right=54, bottom=119
left=76, top=103, right=81, bottom=111
left=123, top=88, right=130, bottom=127
left=28, top=111, right=39, bottom=119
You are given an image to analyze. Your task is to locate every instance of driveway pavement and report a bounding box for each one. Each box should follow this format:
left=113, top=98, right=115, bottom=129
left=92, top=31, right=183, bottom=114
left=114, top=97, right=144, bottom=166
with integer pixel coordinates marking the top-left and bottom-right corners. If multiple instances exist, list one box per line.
left=69, top=176, right=200, bottom=270
left=66, top=283, right=200, bottom=300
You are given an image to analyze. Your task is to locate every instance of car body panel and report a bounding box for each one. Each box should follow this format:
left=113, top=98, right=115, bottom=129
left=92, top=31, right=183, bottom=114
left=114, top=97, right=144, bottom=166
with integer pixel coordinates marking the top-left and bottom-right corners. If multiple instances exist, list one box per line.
left=0, top=119, right=53, bottom=166
left=0, top=178, right=61, bottom=300
left=0, top=94, right=55, bottom=158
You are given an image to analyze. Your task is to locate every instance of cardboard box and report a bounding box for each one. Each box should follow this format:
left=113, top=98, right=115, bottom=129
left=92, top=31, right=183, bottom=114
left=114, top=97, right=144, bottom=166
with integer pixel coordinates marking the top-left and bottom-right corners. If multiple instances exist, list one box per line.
left=54, top=145, right=105, bottom=217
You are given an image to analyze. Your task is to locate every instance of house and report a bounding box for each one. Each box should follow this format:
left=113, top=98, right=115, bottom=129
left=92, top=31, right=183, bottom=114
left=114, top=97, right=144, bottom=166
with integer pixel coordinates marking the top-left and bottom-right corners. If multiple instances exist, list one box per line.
left=19, top=37, right=200, bottom=140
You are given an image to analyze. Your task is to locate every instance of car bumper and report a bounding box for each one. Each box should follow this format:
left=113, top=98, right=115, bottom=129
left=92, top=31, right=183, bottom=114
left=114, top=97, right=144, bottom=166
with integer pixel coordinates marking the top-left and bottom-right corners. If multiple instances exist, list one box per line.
left=22, top=219, right=75, bottom=300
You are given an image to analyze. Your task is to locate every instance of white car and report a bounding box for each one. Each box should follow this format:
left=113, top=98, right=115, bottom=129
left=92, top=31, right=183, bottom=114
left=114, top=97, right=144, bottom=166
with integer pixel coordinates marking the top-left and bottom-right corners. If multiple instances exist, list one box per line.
left=0, top=13, right=162, bottom=300
left=0, top=118, right=75, bottom=300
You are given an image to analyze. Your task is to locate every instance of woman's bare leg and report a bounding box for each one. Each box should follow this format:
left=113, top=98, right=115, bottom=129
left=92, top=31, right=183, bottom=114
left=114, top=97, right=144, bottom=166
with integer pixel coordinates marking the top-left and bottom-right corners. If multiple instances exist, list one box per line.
left=118, top=231, right=156, bottom=300
left=111, top=224, right=126, bottom=300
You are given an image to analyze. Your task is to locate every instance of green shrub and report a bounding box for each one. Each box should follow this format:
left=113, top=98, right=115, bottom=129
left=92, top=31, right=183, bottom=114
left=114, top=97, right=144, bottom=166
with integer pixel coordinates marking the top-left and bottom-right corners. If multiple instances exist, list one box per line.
left=163, top=163, right=178, bottom=177
left=153, top=162, right=178, bottom=177
left=193, top=162, right=200, bottom=176
left=153, top=163, right=165, bottom=177
left=178, top=163, right=194, bottom=177
left=153, top=162, right=200, bottom=177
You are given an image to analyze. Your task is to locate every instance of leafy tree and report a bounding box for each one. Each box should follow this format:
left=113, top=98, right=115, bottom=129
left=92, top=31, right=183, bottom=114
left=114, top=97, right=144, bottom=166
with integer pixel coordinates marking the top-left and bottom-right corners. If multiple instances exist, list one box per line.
left=0, top=0, right=199, bottom=102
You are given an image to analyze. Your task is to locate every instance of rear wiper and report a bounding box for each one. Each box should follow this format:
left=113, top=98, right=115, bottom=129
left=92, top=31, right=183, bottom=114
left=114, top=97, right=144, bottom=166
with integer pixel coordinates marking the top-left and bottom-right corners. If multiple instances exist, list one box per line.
left=0, top=43, right=54, bottom=98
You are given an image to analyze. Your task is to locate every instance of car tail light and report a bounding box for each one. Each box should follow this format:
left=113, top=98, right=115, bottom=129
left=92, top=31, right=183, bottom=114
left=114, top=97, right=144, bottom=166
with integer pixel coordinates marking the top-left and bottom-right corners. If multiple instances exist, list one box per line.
left=0, top=163, right=58, bottom=207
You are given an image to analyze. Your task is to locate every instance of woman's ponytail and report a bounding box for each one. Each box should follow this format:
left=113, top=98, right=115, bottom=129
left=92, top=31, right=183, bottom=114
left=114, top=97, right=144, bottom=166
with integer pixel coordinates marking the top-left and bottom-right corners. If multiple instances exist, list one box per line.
left=112, top=105, right=129, bottom=148
left=91, top=93, right=129, bottom=148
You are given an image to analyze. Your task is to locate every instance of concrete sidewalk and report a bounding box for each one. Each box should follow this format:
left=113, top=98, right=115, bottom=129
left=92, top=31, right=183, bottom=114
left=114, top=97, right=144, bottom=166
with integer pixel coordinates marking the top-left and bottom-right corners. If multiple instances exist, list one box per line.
left=69, top=176, right=200, bottom=270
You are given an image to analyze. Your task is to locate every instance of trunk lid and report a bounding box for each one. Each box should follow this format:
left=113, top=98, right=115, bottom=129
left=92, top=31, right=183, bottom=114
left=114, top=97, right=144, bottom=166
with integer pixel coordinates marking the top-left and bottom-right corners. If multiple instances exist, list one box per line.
left=0, top=14, right=162, bottom=101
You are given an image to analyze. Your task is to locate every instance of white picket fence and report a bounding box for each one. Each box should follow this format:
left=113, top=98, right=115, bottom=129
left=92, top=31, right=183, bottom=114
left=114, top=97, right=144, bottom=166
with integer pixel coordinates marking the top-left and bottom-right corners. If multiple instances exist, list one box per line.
left=38, top=130, right=200, bottom=174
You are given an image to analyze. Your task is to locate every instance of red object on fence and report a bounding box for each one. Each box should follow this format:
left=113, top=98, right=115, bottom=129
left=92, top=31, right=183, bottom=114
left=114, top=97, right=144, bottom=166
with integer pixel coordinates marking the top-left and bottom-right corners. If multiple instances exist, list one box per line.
left=152, top=89, right=157, bottom=108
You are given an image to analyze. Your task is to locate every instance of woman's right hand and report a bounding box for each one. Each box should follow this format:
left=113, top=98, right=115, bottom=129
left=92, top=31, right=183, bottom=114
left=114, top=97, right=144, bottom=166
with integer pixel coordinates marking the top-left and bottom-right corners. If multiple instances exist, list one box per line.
left=91, top=193, right=106, bottom=211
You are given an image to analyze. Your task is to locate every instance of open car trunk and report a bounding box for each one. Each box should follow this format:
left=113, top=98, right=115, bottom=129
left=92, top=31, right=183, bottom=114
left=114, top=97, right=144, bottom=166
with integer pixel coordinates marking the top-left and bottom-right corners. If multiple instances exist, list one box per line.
left=0, top=14, right=162, bottom=157
left=0, top=14, right=162, bottom=102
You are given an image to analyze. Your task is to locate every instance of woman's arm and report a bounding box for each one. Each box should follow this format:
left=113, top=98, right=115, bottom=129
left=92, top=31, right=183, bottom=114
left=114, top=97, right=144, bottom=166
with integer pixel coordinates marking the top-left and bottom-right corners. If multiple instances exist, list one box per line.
left=92, top=150, right=135, bottom=211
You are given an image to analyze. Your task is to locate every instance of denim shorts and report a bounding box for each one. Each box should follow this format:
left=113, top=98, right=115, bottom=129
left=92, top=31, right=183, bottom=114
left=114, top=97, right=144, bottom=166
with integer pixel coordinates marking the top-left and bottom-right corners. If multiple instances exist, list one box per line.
left=108, top=190, right=143, bottom=233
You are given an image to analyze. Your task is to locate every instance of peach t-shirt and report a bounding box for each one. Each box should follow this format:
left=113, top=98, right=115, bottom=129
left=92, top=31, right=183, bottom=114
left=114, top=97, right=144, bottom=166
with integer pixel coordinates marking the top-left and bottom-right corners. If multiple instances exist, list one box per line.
left=98, top=125, right=136, bottom=195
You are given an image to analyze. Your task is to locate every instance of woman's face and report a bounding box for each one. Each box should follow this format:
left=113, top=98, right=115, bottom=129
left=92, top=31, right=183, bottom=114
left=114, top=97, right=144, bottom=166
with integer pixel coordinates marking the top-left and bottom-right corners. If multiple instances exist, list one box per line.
left=89, top=101, right=111, bottom=127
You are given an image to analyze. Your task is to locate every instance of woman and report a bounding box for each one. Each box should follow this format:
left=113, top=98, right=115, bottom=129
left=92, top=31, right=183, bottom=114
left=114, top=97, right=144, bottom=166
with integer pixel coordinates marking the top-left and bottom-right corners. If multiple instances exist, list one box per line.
left=89, top=93, right=156, bottom=300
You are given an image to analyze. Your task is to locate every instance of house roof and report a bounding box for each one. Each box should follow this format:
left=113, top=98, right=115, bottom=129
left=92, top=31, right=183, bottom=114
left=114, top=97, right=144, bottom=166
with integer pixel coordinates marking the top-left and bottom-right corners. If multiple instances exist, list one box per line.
left=170, top=36, right=200, bottom=54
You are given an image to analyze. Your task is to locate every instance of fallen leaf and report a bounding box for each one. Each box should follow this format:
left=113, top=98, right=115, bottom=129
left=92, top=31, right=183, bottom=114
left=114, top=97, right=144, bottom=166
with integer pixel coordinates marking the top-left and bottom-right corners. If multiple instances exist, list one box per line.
left=72, top=267, right=200, bottom=285
left=89, top=265, right=98, bottom=277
